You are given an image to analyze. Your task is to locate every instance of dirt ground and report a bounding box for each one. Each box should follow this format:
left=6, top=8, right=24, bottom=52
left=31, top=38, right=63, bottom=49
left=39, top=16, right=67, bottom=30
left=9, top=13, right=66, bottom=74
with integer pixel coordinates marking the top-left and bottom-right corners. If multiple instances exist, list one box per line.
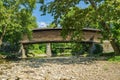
left=0, top=57, right=120, bottom=80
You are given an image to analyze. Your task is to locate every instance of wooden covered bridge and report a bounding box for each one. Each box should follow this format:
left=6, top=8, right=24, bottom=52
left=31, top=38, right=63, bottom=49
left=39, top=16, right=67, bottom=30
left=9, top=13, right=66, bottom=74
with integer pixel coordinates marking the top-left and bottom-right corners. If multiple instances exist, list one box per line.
left=20, top=28, right=102, bottom=58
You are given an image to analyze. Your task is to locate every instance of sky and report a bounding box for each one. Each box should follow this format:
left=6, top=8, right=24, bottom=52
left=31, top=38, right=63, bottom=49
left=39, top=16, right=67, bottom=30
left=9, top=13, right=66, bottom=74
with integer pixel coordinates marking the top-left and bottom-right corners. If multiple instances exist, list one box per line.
left=32, top=3, right=53, bottom=27
left=32, top=1, right=88, bottom=28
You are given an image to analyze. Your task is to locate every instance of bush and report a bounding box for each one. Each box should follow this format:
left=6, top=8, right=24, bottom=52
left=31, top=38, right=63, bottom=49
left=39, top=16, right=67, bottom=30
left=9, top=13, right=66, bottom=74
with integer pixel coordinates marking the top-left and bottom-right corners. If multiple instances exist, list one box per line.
left=101, top=52, right=115, bottom=57
left=5, top=54, right=18, bottom=60
left=0, top=52, right=19, bottom=60
left=108, top=56, right=120, bottom=62
left=93, top=44, right=103, bottom=55
left=52, top=49, right=58, bottom=57
left=71, top=43, right=89, bottom=56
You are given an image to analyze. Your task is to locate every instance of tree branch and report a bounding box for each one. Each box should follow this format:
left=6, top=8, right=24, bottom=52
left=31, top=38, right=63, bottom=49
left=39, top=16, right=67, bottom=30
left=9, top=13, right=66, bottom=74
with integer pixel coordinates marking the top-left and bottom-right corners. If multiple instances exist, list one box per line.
left=88, top=0, right=97, bottom=10
left=88, top=0, right=111, bottom=37
left=0, top=24, right=7, bottom=45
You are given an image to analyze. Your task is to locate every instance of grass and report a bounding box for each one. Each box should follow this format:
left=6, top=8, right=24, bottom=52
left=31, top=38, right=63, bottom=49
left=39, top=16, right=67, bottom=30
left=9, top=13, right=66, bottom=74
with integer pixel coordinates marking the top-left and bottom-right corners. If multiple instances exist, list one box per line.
left=100, top=52, right=120, bottom=62
left=108, top=56, right=120, bottom=62
left=57, top=53, right=72, bottom=57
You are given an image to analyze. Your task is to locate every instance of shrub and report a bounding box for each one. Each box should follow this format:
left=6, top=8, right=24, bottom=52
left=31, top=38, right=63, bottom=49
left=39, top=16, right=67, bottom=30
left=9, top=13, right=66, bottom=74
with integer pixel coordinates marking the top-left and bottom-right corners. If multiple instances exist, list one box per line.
left=5, top=54, right=18, bottom=60
left=108, top=56, right=120, bottom=62
left=71, top=43, right=89, bottom=56
left=52, top=49, right=58, bottom=57
left=93, top=44, right=103, bottom=55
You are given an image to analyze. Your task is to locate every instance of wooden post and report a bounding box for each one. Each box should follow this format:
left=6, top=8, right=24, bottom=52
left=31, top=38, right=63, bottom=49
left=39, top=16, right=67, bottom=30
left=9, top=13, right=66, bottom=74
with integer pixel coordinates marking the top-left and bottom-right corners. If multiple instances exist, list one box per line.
left=21, top=44, right=27, bottom=58
left=46, top=43, right=52, bottom=57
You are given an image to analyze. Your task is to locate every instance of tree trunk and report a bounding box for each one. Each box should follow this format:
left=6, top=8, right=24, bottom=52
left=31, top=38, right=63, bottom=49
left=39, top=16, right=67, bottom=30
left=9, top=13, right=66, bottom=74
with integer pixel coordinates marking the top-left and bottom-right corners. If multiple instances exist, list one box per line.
left=110, top=39, right=120, bottom=55
left=89, top=0, right=120, bottom=54
left=0, top=25, right=7, bottom=46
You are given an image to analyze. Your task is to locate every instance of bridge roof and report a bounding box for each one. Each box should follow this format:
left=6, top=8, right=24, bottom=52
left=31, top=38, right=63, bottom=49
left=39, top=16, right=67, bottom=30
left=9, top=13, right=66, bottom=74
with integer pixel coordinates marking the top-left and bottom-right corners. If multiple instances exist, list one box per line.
left=33, top=28, right=101, bottom=32
left=21, top=28, right=101, bottom=44
left=21, top=40, right=96, bottom=45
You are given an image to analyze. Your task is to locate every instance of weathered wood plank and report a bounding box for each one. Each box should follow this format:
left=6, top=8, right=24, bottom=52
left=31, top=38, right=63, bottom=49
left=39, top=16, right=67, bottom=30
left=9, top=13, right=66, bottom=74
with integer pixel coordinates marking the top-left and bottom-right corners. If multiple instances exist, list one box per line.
left=21, top=28, right=102, bottom=44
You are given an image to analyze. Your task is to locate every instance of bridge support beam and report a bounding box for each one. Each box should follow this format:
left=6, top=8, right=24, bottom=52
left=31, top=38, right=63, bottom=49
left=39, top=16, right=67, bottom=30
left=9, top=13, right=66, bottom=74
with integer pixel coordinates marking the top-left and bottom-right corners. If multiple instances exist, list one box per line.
left=46, top=43, right=52, bottom=57
left=21, top=44, right=27, bottom=58
left=89, top=42, right=96, bottom=55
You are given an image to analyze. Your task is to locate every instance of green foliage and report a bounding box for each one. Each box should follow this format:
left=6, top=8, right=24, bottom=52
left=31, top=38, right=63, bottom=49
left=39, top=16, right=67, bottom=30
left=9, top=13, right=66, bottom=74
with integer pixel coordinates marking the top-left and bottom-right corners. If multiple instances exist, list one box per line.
left=111, top=24, right=120, bottom=46
left=51, top=43, right=72, bottom=56
left=71, top=43, right=89, bottom=56
left=40, top=0, right=80, bottom=24
left=5, top=54, right=18, bottom=60
left=52, top=43, right=65, bottom=56
left=0, top=51, right=18, bottom=60
left=66, top=43, right=103, bottom=56
left=0, top=0, right=37, bottom=53
left=47, top=23, right=56, bottom=28
left=108, top=56, right=120, bottom=62
left=93, top=44, right=103, bottom=55
left=101, top=52, right=115, bottom=57
left=0, top=52, right=9, bottom=56
left=28, top=44, right=46, bottom=54
left=40, top=0, right=120, bottom=54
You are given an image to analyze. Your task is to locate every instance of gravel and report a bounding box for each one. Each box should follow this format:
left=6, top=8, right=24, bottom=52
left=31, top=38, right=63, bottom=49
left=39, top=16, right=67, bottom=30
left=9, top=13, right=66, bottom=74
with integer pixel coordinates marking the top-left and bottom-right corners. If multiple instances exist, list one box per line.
left=0, top=57, right=120, bottom=80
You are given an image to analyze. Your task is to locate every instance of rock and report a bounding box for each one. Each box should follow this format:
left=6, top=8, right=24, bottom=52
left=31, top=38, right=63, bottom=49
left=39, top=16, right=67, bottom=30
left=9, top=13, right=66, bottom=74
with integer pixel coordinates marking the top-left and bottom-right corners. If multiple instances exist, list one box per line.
left=0, top=57, right=120, bottom=80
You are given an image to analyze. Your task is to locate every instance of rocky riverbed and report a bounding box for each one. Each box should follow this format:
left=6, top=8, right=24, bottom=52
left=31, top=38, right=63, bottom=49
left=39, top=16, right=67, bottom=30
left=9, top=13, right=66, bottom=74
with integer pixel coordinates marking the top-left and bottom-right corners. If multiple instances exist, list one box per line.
left=0, top=57, right=120, bottom=80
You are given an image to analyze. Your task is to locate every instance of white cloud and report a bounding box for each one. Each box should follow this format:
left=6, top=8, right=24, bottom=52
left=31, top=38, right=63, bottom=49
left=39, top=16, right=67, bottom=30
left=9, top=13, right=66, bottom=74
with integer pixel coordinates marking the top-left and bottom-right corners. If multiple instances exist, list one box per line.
left=37, top=22, right=48, bottom=28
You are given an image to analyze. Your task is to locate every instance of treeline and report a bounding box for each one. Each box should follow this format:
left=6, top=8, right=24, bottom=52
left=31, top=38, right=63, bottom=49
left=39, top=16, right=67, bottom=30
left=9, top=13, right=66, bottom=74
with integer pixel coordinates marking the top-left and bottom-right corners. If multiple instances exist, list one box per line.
left=0, top=0, right=37, bottom=56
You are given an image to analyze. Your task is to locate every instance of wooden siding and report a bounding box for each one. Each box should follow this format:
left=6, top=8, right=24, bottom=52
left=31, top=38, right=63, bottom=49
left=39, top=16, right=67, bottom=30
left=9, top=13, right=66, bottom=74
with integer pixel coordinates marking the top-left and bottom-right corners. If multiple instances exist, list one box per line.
left=21, top=28, right=102, bottom=44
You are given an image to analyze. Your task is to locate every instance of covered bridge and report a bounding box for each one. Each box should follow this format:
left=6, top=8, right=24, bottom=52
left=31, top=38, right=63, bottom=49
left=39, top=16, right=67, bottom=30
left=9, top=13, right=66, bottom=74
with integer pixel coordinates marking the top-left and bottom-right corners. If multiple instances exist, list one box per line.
left=20, top=28, right=102, bottom=58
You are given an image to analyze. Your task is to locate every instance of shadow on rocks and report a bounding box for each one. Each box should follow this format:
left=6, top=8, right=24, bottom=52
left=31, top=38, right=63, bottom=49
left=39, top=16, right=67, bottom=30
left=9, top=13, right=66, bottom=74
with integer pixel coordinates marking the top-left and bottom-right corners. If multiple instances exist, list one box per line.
left=19, top=56, right=107, bottom=68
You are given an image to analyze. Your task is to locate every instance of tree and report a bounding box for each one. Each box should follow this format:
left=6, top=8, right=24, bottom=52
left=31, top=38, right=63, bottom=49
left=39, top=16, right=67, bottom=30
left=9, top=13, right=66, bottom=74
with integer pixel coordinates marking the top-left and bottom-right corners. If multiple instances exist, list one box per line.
left=40, top=0, right=120, bottom=54
left=0, top=0, right=37, bottom=52
left=47, top=23, right=56, bottom=28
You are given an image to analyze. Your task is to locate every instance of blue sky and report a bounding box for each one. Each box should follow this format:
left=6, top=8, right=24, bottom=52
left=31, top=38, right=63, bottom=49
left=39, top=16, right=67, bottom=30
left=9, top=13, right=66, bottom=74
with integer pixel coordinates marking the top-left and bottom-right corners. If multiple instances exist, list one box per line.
left=32, top=1, right=88, bottom=27
left=32, top=3, right=53, bottom=27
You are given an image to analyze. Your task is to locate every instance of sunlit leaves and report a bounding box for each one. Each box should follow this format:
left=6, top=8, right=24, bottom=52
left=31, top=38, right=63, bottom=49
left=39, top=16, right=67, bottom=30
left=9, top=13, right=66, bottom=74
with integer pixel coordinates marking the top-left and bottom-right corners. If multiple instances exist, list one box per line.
left=40, top=0, right=120, bottom=53
left=0, top=0, right=37, bottom=47
left=40, top=0, right=80, bottom=24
